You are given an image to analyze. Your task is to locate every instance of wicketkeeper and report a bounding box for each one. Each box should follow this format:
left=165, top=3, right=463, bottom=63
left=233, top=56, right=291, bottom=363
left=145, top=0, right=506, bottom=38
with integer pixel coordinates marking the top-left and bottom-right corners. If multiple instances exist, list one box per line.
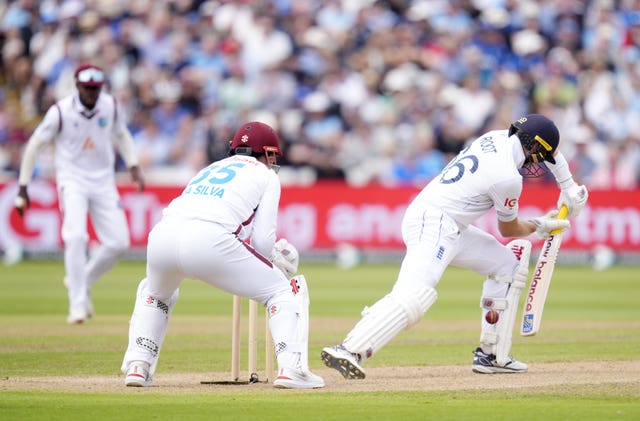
left=121, top=122, right=324, bottom=389
left=322, top=114, right=588, bottom=377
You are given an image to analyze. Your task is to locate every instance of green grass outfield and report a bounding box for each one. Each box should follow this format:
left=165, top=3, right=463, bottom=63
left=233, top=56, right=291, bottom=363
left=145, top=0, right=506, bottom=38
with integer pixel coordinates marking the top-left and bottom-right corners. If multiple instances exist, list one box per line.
left=0, top=260, right=638, bottom=420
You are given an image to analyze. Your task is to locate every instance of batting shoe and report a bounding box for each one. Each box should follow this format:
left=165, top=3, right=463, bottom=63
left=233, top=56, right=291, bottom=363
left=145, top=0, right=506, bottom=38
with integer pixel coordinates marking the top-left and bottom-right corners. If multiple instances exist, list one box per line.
left=125, top=361, right=152, bottom=387
left=320, top=345, right=366, bottom=379
left=273, top=368, right=325, bottom=389
left=472, top=347, right=528, bottom=374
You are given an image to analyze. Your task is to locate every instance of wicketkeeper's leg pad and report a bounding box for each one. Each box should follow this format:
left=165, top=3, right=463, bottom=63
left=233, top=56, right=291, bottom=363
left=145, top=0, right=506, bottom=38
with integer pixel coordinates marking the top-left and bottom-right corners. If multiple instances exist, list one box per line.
left=266, top=296, right=304, bottom=370
left=342, top=285, right=437, bottom=363
left=291, top=275, right=310, bottom=371
left=479, top=239, right=531, bottom=364
left=121, top=278, right=179, bottom=376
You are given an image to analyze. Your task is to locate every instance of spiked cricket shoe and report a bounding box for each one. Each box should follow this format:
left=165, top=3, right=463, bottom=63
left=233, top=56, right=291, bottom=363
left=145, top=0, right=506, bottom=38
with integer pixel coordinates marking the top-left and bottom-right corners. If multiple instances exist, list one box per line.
left=472, top=347, right=528, bottom=374
left=321, top=345, right=366, bottom=379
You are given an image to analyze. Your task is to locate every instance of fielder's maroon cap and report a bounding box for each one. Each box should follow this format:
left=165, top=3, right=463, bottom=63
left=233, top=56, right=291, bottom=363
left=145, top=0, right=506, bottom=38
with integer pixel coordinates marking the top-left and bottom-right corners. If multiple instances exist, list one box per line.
left=74, top=64, right=105, bottom=87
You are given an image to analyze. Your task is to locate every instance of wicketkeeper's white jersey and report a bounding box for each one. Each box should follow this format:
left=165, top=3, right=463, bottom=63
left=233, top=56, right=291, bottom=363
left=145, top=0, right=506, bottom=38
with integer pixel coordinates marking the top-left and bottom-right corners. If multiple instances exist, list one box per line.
left=414, top=129, right=525, bottom=228
left=162, top=154, right=281, bottom=258
left=32, top=92, right=127, bottom=187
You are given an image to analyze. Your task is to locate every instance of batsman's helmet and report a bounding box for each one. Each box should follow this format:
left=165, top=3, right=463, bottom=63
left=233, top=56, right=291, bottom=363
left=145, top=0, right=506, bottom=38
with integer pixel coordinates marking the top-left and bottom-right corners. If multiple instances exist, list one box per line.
left=508, top=114, right=559, bottom=165
left=229, top=121, right=282, bottom=157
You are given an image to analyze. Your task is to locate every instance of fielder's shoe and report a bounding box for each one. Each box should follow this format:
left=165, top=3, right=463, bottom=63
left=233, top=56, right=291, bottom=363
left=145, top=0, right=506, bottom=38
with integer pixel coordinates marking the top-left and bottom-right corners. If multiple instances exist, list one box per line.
left=273, top=368, right=325, bottom=389
left=125, top=361, right=152, bottom=387
left=66, top=307, right=88, bottom=324
left=64, top=277, right=94, bottom=319
left=85, top=293, right=94, bottom=319
left=472, top=347, right=528, bottom=374
left=321, top=345, right=366, bottom=379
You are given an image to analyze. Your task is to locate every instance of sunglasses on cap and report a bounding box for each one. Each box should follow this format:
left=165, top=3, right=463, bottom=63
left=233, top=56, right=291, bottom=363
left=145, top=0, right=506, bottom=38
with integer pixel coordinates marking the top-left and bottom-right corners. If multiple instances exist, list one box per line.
left=76, top=67, right=105, bottom=84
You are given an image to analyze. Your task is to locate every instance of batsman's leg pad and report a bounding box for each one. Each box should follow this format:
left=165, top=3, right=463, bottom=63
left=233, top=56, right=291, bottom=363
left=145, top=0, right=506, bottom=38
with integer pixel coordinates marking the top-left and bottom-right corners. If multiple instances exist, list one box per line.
left=342, top=286, right=437, bottom=363
left=121, top=278, right=179, bottom=376
left=480, top=239, right=530, bottom=364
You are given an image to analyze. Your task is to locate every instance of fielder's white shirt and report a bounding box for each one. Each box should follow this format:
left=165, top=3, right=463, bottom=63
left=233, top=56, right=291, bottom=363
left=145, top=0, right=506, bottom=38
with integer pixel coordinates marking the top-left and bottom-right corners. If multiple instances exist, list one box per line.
left=163, top=155, right=281, bottom=257
left=413, top=129, right=525, bottom=228
left=31, top=92, right=126, bottom=188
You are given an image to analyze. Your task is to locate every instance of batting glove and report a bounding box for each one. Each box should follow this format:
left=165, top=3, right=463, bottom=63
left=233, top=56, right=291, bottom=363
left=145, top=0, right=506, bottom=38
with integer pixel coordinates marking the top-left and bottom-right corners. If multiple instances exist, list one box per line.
left=530, top=210, right=570, bottom=239
left=557, top=184, right=588, bottom=219
left=271, top=238, right=299, bottom=278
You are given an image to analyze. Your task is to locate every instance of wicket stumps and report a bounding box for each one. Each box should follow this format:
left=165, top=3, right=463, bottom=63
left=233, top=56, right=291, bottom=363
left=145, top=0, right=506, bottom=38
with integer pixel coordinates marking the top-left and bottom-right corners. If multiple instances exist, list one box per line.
left=202, top=295, right=274, bottom=385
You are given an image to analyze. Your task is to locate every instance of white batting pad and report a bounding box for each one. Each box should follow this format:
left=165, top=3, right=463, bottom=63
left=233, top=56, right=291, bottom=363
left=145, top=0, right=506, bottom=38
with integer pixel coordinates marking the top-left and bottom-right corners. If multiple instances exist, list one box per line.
left=343, top=286, right=437, bottom=362
left=480, top=239, right=530, bottom=364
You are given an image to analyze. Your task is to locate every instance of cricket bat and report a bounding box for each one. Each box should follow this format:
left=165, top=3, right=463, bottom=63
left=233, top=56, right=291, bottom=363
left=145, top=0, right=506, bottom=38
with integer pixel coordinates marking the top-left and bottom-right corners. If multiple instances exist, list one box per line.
left=520, top=205, right=568, bottom=336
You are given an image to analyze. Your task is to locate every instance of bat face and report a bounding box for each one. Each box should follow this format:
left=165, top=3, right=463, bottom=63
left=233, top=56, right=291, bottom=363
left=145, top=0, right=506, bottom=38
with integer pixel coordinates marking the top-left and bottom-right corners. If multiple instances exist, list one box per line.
left=521, top=233, right=563, bottom=335
left=524, top=234, right=558, bottom=311
left=521, top=205, right=569, bottom=337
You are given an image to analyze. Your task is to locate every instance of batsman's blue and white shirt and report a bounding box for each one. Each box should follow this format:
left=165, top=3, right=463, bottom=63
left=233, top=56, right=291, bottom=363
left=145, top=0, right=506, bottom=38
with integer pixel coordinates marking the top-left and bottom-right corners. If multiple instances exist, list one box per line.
left=412, top=130, right=526, bottom=229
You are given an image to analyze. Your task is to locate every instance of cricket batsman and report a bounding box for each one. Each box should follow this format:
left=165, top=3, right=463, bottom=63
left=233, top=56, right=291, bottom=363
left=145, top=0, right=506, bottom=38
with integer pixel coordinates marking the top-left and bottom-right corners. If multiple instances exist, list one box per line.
left=322, top=114, right=588, bottom=377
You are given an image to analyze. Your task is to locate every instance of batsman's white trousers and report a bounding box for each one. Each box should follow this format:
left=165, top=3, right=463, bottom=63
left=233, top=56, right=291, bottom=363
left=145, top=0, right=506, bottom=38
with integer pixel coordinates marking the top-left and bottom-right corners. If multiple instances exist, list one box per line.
left=144, top=215, right=290, bottom=305
left=394, top=205, right=518, bottom=294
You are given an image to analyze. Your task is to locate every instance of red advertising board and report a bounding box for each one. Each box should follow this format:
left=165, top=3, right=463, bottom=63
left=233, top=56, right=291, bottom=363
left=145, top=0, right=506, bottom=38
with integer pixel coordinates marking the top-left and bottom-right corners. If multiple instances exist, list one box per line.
left=1, top=180, right=639, bottom=253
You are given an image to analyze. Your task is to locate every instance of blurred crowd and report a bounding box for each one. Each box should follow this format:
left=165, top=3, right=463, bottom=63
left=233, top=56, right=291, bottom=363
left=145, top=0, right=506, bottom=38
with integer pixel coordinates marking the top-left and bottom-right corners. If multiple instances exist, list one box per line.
left=1, top=0, right=639, bottom=189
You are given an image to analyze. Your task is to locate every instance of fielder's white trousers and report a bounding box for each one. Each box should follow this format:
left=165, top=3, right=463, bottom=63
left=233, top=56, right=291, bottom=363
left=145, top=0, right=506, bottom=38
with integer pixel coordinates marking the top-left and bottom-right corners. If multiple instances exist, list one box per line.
left=59, top=179, right=129, bottom=313
left=122, top=215, right=297, bottom=375
left=145, top=215, right=291, bottom=305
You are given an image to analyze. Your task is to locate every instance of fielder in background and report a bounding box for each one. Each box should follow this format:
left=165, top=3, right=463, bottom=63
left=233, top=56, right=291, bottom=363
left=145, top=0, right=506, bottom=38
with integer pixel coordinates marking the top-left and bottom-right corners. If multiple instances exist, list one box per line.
left=14, top=64, right=145, bottom=325
left=322, top=114, right=588, bottom=377
left=121, top=122, right=324, bottom=389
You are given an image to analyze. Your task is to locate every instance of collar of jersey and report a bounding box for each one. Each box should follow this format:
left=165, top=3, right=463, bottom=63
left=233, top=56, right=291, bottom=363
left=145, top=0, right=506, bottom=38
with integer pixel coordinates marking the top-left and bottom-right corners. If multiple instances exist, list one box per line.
left=73, top=95, right=100, bottom=119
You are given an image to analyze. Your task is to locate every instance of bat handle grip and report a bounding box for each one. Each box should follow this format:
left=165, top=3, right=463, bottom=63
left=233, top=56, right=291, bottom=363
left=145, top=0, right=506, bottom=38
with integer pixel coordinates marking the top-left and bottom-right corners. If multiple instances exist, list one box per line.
left=550, top=204, right=569, bottom=235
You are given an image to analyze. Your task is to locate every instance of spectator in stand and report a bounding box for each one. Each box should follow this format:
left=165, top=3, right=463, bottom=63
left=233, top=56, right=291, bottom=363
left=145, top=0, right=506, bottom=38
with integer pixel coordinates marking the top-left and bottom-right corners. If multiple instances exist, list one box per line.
left=566, top=125, right=601, bottom=187
left=2, top=0, right=640, bottom=189
left=387, top=122, right=446, bottom=188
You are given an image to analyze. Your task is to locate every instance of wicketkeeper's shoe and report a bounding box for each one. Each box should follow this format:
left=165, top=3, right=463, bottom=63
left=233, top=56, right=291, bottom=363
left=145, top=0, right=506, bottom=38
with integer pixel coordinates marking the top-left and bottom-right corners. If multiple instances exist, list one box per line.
left=125, top=361, right=152, bottom=387
left=273, top=368, right=325, bottom=389
left=472, top=347, right=528, bottom=374
left=66, top=307, right=88, bottom=324
left=320, top=345, right=366, bottom=379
